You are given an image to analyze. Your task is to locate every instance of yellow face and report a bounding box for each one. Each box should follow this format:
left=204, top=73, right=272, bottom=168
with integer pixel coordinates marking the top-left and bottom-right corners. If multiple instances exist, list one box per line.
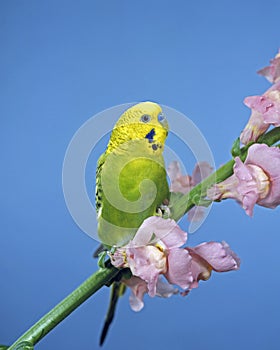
left=107, top=101, right=169, bottom=154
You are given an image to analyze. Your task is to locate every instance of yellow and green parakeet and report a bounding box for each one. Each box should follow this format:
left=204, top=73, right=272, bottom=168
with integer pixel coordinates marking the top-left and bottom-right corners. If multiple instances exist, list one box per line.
left=95, top=101, right=170, bottom=344
left=95, top=101, right=170, bottom=248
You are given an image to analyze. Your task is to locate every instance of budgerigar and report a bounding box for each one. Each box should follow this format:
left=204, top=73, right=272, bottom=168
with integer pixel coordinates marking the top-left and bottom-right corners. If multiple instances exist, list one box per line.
left=95, top=101, right=170, bottom=344
left=95, top=101, right=169, bottom=247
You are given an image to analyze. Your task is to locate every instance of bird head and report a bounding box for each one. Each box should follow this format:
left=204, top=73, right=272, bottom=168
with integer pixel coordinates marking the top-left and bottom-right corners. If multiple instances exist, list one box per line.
left=107, top=102, right=169, bottom=154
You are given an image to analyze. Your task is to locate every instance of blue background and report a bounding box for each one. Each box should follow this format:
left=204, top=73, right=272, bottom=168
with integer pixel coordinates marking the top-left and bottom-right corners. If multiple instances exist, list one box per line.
left=1, top=1, right=280, bottom=349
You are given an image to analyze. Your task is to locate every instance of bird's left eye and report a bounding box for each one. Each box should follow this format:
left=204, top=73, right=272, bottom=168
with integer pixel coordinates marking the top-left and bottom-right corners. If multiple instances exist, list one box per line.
left=158, top=113, right=165, bottom=122
left=140, top=114, right=151, bottom=123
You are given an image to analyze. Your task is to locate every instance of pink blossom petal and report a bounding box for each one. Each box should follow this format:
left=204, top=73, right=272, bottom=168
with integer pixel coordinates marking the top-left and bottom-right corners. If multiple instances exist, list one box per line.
left=208, top=154, right=273, bottom=216
left=241, top=82, right=280, bottom=144
left=258, top=49, right=280, bottom=83
left=109, top=248, right=126, bottom=268
left=167, top=161, right=181, bottom=183
left=240, top=109, right=269, bottom=144
left=165, top=248, right=193, bottom=290
left=244, top=95, right=275, bottom=116
left=207, top=174, right=240, bottom=201
left=127, top=245, right=166, bottom=297
left=245, top=144, right=280, bottom=208
left=245, top=144, right=280, bottom=180
left=190, top=241, right=240, bottom=272
left=131, top=216, right=157, bottom=246
left=132, top=216, right=186, bottom=248
left=186, top=251, right=212, bottom=289
left=124, top=277, right=148, bottom=312
left=191, top=162, right=214, bottom=186
left=133, top=216, right=187, bottom=248
left=156, top=277, right=179, bottom=297
left=262, top=82, right=280, bottom=124
left=167, top=161, right=192, bottom=194
left=241, top=191, right=258, bottom=216
left=233, top=157, right=259, bottom=216
left=159, top=221, right=187, bottom=249
left=234, top=157, right=253, bottom=181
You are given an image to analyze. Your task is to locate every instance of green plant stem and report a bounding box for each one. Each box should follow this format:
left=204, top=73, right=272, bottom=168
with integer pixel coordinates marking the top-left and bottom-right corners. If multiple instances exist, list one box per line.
left=7, top=266, right=119, bottom=350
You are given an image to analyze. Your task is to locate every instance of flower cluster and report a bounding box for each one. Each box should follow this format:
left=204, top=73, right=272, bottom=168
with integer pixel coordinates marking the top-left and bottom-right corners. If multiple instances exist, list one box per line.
left=241, top=49, right=280, bottom=145
left=208, top=50, right=280, bottom=216
left=109, top=216, right=240, bottom=311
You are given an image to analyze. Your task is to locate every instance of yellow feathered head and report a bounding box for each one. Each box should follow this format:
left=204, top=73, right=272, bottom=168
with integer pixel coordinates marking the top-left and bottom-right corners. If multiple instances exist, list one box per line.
left=107, top=101, right=169, bottom=153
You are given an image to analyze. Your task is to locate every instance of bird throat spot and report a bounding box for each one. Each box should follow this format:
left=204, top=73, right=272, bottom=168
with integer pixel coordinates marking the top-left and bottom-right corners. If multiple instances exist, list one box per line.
left=145, top=128, right=156, bottom=143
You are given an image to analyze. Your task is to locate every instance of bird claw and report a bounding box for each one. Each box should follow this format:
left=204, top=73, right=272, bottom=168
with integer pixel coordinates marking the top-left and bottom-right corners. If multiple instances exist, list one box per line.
left=156, top=204, right=171, bottom=219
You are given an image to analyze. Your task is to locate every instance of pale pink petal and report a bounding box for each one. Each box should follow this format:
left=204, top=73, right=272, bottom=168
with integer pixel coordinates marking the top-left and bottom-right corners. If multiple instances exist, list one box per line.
left=244, top=95, right=275, bottom=116
left=124, top=276, right=148, bottom=312
left=241, top=191, right=258, bottom=216
left=133, top=216, right=187, bottom=248
left=159, top=220, right=187, bottom=249
left=207, top=161, right=245, bottom=202
left=124, top=276, right=178, bottom=312
left=241, top=82, right=280, bottom=144
left=165, top=248, right=193, bottom=290
left=167, top=161, right=181, bottom=183
left=190, top=241, right=240, bottom=272
left=245, top=143, right=280, bottom=180
left=234, top=157, right=259, bottom=216
left=240, top=109, right=269, bottom=144
left=208, top=157, right=260, bottom=216
left=207, top=174, right=239, bottom=201
left=132, top=216, right=157, bottom=247
left=185, top=251, right=212, bottom=289
left=191, top=162, right=213, bottom=186
left=258, top=49, right=280, bottom=83
left=167, top=161, right=192, bottom=194
left=234, top=157, right=253, bottom=181
left=109, top=248, right=126, bottom=268
left=126, top=245, right=166, bottom=297
left=156, top=277, right=179, bottom=297
left=261, top=82, right=280, bottom=124
left=245, top=144, right=280, bottom=208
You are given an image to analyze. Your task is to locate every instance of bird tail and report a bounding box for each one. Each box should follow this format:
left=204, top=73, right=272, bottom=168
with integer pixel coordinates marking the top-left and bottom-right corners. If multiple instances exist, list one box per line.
left=99, top=281, right=126, bottom=346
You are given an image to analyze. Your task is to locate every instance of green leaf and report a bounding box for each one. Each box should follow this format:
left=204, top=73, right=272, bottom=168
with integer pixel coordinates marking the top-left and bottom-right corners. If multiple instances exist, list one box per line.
left=231, top=137, right=241, bottom=157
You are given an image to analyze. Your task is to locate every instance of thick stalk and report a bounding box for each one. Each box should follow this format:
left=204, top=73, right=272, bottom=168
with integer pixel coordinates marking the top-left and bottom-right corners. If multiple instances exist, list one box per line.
left=8, top=266, right=119, bottom=350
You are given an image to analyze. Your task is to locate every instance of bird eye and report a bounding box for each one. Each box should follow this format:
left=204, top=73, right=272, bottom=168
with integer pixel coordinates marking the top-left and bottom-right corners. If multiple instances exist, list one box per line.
left=158, top=113, right=165, bottom=122
left=140, top=114, right=151, bottom=123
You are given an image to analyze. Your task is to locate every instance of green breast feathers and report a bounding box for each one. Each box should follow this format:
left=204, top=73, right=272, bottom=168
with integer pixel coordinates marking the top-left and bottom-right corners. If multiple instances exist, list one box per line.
left=95, top=138, right=169, bottom=247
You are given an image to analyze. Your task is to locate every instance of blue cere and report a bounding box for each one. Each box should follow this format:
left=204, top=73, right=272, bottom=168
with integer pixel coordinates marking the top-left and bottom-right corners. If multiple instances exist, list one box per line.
left=158, top=113, right=165, bottom=122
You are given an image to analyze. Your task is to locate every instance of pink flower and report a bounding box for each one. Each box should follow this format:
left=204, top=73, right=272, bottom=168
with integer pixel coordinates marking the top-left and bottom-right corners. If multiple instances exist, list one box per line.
left=123, top=276, right=178, bottom=312
left=240, top=81, right=280, bottom=144
left=207, top=143, right=280, bottom=216
left=186, top=241, right=240, bottom=289
left=168, top=161, right=213, bottom=194
left=111, top=216, right=191, bottom=296
left=167, top=161, right=213, bottom=222
left=257, top=49, right=280, bottom=83
left=110, top=216, right=240, bottom=311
